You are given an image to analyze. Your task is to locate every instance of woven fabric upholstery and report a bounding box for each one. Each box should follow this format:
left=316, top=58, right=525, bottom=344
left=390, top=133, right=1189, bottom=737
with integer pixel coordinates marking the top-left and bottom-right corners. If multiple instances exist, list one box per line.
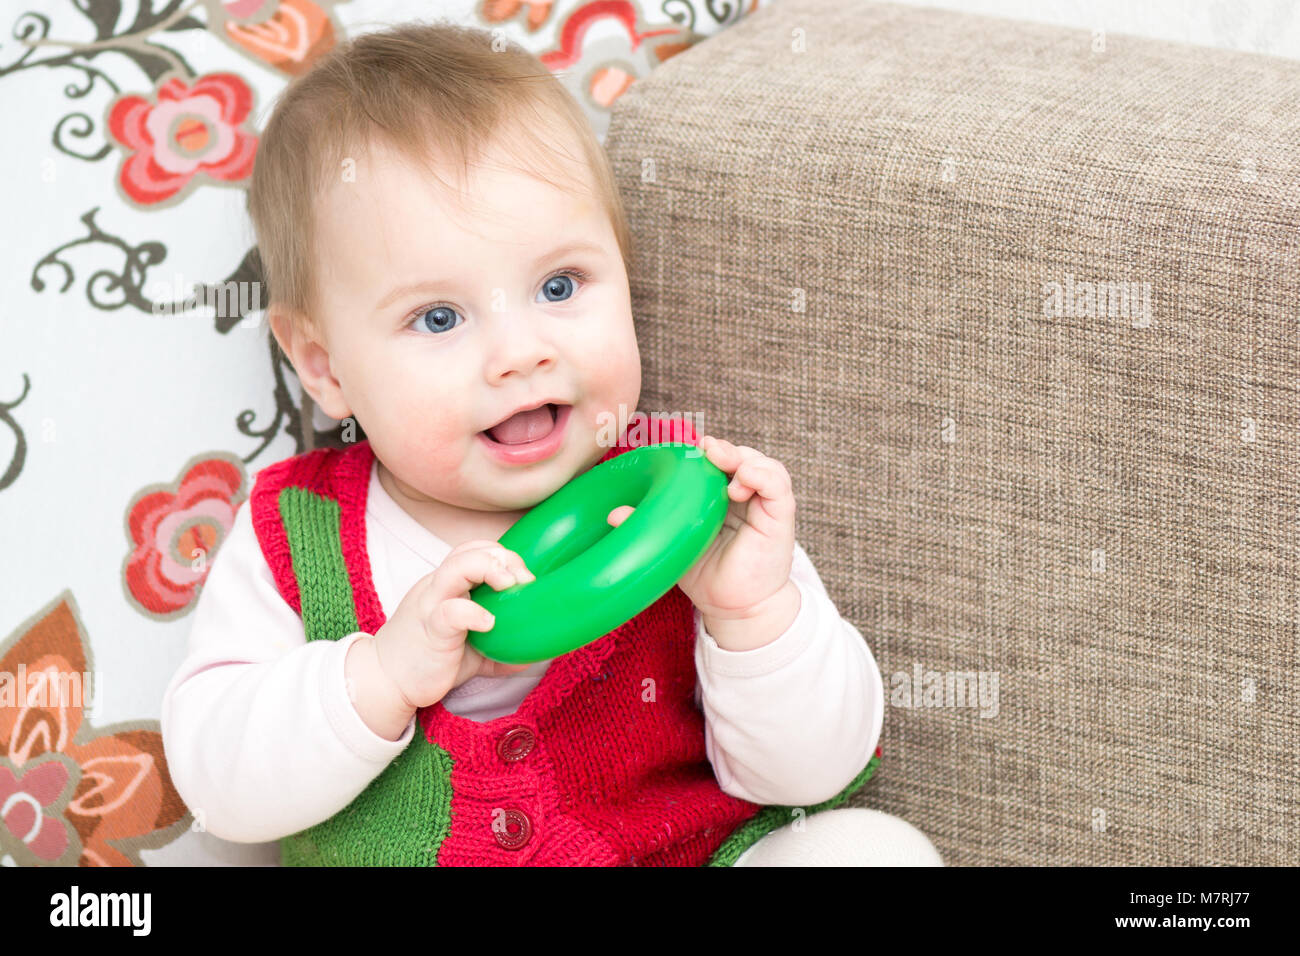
left=602, top=0, right=1300, bottom=865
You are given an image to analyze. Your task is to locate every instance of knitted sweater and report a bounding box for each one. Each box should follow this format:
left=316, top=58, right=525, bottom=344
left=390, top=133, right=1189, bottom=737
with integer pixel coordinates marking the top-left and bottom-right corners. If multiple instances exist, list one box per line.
left=162, top=416, right=883, bottom=864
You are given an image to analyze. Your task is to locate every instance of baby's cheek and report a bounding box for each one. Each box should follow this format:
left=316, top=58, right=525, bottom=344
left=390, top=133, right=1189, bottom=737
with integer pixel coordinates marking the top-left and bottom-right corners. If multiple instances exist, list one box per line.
left=407, top=420, right=469, bottom=472
left=582, top=315, right=640, bottom=388
left=583, top=346, right=638, bottom=410
left=370, top=407, right=467, bottom=485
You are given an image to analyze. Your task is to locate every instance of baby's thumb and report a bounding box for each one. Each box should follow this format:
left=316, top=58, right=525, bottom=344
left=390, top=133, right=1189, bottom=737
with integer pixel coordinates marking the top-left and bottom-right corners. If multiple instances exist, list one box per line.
left=607, top=505, right=636, bottom=527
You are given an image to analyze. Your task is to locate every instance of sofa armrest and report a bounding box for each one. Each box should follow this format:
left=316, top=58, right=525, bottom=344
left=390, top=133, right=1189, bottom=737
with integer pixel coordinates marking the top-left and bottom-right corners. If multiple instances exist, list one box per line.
left=603, top=0, right=1300, bottom=865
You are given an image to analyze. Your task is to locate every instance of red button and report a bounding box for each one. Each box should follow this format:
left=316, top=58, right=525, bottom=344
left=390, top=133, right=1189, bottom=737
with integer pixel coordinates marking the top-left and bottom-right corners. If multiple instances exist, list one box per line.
left=496, top=726, right=535, bottom=762
left=493, top=808, right=532, bottom=850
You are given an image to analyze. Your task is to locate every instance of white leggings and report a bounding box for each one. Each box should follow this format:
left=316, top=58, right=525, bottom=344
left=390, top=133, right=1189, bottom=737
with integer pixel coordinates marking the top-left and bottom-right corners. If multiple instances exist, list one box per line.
left=732, top=807, right=943, bottom=866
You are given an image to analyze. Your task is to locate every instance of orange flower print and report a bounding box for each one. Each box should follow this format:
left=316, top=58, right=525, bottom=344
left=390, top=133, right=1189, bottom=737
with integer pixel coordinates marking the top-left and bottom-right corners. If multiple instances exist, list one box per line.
left=0, top=594, right=189, bottom=866
left=222, top=0, right=338, bottom=76
left=124, top=454, right=247, bottom=618
left=481, top=0, right=554, bottom=32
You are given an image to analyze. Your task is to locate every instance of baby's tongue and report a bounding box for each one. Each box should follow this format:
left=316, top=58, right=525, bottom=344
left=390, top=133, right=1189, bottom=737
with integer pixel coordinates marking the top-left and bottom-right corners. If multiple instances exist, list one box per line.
left=487, top=405, right=554, bottom=444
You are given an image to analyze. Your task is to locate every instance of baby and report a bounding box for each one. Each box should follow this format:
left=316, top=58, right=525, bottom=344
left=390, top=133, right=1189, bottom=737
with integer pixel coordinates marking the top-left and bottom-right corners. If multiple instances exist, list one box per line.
left=161, top=21, right=941, bottom=866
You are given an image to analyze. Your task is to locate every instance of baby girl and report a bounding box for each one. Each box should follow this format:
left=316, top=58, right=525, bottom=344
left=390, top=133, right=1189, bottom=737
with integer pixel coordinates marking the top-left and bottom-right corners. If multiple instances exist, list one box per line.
left=161, top=20, right=941, bottom=867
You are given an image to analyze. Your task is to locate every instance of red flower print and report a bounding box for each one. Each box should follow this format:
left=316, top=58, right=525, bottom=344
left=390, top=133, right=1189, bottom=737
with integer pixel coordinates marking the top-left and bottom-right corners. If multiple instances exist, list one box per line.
left=107, top=73, right=258, bottom=205
left=538, top=1, right=678, bottom=71
left=0, top=758, right=72, bottom=863
left=124, top=455, right=247, bottom=618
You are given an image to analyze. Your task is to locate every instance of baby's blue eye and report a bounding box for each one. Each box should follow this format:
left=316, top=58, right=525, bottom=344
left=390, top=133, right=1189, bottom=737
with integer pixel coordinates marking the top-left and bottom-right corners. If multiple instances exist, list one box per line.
left=409, top=271, right=585, bottom=330
left=539, top=274, right=574, bottom=302
left=414, top=306, right=462, bottom=334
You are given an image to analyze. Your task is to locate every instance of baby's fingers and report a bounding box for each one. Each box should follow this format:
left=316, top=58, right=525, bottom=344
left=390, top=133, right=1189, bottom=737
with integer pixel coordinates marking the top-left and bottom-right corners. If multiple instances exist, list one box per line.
left=438, top=545, right=533, bottom=598
left=432, top=597, right=495, bottom=639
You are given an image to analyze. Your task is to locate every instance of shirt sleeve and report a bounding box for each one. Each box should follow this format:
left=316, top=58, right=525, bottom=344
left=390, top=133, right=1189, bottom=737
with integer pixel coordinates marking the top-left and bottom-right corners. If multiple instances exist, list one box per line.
left=160, top=499, right=417, bottom=845
left=692, top=540, right=884, bottom=807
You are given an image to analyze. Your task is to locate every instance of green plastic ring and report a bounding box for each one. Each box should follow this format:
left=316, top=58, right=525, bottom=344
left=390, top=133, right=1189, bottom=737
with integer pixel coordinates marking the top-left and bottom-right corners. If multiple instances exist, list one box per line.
left=466, top=442, right=729, bottom=664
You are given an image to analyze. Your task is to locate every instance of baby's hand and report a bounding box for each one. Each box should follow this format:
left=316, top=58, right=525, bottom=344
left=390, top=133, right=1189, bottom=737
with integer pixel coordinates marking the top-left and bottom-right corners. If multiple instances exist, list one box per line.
left=372, top=540, right=535, bottom=712
left=608, top=435, right=796, bottom=621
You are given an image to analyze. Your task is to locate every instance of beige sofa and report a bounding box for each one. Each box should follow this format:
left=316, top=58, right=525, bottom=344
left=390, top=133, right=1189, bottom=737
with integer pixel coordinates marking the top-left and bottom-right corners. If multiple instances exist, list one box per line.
left=601, top=0, right=1300, bottom=865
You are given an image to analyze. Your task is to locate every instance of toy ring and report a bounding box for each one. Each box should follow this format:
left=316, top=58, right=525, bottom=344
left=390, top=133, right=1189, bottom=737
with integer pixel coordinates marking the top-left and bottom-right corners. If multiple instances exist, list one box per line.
left=466, top=442, right=729, bottom=664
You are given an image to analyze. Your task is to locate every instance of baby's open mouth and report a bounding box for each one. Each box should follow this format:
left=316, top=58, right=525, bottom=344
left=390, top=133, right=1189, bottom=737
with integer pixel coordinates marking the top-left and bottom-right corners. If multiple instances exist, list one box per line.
left=482, top=403, right=563, bottom=445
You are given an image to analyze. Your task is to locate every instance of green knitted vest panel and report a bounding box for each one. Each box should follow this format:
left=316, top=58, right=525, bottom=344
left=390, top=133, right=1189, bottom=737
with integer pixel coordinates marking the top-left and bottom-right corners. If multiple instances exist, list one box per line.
left=276, top=485, right=455, bottom=866
left=703, top=749, right=882, bottom=866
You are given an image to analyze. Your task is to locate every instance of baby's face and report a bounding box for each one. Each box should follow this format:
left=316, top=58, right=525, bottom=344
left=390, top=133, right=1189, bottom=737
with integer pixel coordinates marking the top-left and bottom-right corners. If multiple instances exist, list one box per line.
left=305, top=131, right=641, bottom=517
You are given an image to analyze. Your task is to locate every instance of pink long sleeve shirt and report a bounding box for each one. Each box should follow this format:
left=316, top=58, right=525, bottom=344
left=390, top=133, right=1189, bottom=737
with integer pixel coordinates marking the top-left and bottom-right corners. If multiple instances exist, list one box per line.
left=160, top=456, right=884, bottom=846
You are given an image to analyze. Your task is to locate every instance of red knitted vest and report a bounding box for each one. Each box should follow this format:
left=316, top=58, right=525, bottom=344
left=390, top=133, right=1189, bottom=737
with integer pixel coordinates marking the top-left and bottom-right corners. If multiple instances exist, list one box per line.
left=249, top=415, right=881, bottom=865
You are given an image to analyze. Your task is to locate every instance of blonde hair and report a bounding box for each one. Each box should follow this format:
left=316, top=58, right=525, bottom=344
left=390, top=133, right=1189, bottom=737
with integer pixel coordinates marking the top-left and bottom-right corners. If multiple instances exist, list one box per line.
left=245, top=19, right=632, bottom=341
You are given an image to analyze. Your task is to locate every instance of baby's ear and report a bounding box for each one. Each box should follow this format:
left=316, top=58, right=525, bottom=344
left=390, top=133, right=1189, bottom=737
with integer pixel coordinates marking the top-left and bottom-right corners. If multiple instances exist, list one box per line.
left=267, top=306, right=351, bottom=421
left=266, top=305, right=297, bottom=361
